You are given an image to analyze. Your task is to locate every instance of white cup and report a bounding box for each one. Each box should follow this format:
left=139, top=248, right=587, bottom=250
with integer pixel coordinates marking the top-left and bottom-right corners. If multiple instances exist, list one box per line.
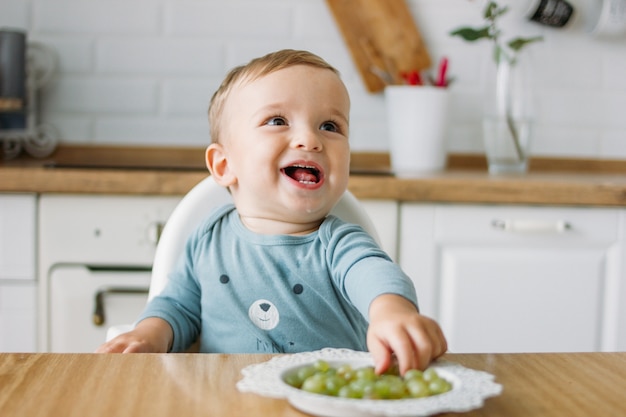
left=385, top=85, right=449, bottom=174
left=590, top=0, right=626, bottom=37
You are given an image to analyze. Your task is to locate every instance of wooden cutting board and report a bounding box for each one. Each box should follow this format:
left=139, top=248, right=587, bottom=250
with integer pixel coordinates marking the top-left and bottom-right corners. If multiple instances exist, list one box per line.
left=325, top=0, right=431, bottom=93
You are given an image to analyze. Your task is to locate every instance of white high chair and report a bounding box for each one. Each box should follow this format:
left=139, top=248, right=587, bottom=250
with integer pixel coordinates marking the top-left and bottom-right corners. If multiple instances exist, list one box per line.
left=105, top=175, right=380, bottom=340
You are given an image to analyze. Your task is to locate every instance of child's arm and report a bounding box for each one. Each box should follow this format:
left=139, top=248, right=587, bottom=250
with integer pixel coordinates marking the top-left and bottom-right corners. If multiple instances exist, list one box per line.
left=95, top=317, right=173, bottom=353
left=367, top=294, right=447, bottom=375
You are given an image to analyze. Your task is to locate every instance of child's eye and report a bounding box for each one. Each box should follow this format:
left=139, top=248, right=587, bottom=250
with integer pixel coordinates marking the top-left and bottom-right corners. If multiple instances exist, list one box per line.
left=320, top=121, right=339, bottom=132
left=266, top=116, right=287, bottom=126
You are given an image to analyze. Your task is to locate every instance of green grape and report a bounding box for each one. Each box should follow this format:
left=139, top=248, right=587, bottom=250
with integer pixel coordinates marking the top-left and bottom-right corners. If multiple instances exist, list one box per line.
left=381, top=374, right=403, bottom=384
left=313, top=359, right=330, bottom=372
left=406, top=379, right=430, bottom=398
left=385, top=376, right=407, bottom=399
left=423, top=368, right=439, bottom=382
left=383, top=363, right=400, bottom=376
left=336, top=364, right=354, bottom=380
left=428, top=378, right=452, bottom=395
left=284, top=372, right=303, bottom=388
left=297, top=365, right=317, bottom=382
left=338, top=384, right=360, bottom=399
left=325, top=375, right=347, bottom=396
left=388, top=383, right=407, bottom=399
left=301, top=373, right=327, bottom=394
left=373, top=379, right=391, bottom=398
left=286, top=362, right=452, bottom=400
left=403, top=369, right=424, bottom=381
left=361, top=380, right=381, bottom=400
left=349, top=378, right=374, bottom=398
left=355, top=366, right=376, bottom=382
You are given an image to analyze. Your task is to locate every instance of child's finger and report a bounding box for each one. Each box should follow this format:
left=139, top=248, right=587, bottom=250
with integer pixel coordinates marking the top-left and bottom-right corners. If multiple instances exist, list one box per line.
left=421, top=319, right=448, bottom=359
left=391, top=337, right=420, bottom=374
left=373, top=329, right=422, bottom=374
left=433, top=325, right=448, bottom=358
left=402, top=332, right=431, bottom=372
left=406, top=320, right=447, bottom=367
left=367, top=335, right=393, bottom=374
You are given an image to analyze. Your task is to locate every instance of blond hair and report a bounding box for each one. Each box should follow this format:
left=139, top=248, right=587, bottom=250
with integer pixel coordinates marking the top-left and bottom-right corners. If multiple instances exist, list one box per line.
left=208, top=49, right=340, bottom=144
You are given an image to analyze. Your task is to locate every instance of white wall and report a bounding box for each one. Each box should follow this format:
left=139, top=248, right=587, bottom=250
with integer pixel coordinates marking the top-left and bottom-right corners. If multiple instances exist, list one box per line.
left=1, top=0, right=625, bottom=159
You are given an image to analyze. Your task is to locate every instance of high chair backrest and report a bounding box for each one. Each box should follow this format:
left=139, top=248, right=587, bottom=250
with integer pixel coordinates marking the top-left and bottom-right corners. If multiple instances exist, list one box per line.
left=148, top=175, right=381, bottom=300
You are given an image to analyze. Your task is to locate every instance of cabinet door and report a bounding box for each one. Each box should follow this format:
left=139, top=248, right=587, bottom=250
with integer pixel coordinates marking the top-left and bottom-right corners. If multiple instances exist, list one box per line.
left=0, top=194, right=37, bottom=352
left=399, top=204, right=622, bottom=353
left=439, top=245, right=606, bottom=352
left=617, top=210, right=626, bottom=351
left=360, top=200, right=398, bottom=261
left=0, top=194, right=36, bottom=279
left=0, top=283, right=37, bottom=352
left=48, top=265, right=151, bottom=353
left=397, top=204, right=438, bottom=315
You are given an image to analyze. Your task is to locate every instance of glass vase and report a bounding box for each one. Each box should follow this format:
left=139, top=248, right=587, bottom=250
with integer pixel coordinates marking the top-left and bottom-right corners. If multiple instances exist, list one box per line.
left=482, top=51, right=535, bottom=174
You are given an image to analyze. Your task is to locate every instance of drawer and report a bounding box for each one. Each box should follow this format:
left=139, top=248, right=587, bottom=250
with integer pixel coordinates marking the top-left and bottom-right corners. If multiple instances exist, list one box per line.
left=39, top=195, right=180, bottom=265
left=433, top=205, right=620, bottom=244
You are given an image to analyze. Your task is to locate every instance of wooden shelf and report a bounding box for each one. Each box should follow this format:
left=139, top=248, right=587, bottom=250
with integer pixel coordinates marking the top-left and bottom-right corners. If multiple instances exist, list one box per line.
left=0, top=98, right=24, bottom=112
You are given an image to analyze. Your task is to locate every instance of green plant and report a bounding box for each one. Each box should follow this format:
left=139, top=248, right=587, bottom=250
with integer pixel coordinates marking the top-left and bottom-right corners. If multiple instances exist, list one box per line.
left=450, top=1, right=543, bottom=64
left=450, top=1, right=543, bottom=164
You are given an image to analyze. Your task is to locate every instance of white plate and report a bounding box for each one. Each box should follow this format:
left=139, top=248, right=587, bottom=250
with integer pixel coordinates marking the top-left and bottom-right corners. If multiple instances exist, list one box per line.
left=237, top=348, right=503, bottom=417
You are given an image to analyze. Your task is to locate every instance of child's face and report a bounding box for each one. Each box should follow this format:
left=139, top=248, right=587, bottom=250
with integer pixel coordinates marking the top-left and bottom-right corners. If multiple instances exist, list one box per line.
left=210, top=65, right=351, bottom=232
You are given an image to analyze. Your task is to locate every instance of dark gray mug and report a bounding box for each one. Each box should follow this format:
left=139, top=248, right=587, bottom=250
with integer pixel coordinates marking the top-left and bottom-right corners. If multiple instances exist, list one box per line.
left=527, top=0, right=574, bottom=27
left=0, top=28, right=27, bottom=129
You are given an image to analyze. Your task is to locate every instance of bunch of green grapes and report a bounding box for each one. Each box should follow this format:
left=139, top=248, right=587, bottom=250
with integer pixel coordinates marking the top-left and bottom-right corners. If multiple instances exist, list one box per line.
left=283, top=360, right=452, bottom=400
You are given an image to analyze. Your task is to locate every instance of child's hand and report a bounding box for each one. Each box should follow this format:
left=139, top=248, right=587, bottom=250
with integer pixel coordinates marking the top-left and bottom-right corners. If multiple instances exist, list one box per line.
left=94, top=317, right=173, bottom=353
left=367, top=294, right=447, bottom=375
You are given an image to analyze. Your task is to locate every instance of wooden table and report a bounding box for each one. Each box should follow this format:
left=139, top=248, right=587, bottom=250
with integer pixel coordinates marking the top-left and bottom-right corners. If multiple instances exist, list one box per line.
left=1, top=352, right=625, bottom=417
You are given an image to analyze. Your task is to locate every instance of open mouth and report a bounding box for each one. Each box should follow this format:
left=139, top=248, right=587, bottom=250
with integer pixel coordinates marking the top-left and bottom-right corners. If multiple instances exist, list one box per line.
left=281, top=164, right=322, bottom=185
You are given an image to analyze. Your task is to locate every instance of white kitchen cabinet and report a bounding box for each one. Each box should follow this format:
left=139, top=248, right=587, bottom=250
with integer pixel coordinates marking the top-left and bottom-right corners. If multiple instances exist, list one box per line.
left=360, top=200, right=398, bottom=261
left=399, top=203, right=626, bottom=353
left=0, top=194, right=37, bottom=352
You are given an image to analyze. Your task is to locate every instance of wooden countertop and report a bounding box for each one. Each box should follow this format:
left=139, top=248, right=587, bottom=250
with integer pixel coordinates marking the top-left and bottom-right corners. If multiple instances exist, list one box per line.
left=1, top=352, right=625, bottom=417
left=1, top=145, right=626, bottom=206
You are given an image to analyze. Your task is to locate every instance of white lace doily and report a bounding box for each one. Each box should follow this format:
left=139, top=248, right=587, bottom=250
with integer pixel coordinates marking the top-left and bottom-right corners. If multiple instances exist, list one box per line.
left=237, top=348, right=502, bottom=417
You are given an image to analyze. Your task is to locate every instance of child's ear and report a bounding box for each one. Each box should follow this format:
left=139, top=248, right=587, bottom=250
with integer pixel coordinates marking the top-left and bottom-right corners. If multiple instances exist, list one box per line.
left=206, top=143, right=236, bottom=187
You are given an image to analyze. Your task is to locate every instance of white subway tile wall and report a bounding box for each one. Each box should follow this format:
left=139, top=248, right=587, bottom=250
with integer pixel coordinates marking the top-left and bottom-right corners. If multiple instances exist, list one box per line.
left=1, top=0, right=625, bottom=158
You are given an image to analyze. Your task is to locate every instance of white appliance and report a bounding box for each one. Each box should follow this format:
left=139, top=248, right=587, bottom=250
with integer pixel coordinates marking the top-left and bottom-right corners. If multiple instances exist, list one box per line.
left=38, top=194, right=179, bottom=352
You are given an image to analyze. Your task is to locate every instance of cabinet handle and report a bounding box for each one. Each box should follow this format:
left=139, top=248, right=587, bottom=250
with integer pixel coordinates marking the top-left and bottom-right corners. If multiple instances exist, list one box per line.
left=491, top=219, right=571, bottom=233
left=147, top=221, right=166, bottom=246
left=92, top=286, right=149, bottom=326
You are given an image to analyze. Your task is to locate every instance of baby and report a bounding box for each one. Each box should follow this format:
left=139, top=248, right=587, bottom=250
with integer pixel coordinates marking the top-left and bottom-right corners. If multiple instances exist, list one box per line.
left=97, top=49, right=447, bottom=374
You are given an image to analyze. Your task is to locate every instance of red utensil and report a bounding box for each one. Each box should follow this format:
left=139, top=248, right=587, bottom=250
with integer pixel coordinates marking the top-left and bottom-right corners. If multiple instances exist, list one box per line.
left=436, top=57, right=449, bottom=87
left=401, top=70, right=422, bottom=86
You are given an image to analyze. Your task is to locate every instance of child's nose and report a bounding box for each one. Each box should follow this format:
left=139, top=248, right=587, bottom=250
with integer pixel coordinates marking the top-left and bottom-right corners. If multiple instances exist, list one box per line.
left=291, top=128, right=322, bottom=151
